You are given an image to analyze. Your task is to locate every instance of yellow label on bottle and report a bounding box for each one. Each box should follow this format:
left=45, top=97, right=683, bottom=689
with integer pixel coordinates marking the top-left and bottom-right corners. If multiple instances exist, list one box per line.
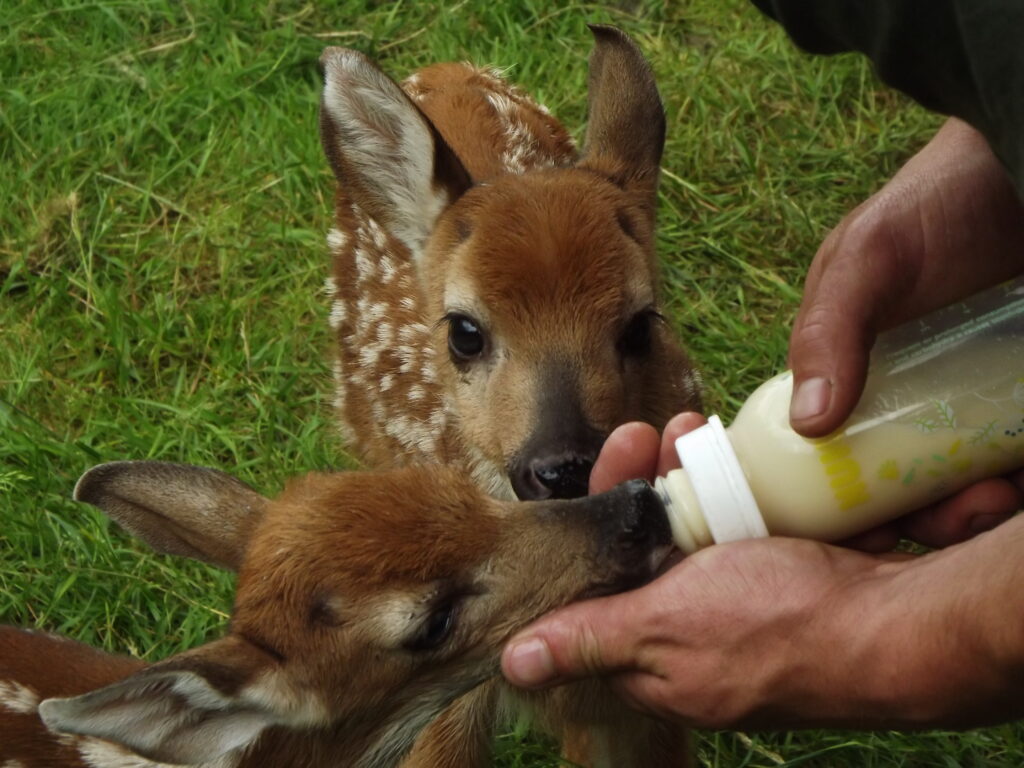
left=815, top=439, right=870, bottom=510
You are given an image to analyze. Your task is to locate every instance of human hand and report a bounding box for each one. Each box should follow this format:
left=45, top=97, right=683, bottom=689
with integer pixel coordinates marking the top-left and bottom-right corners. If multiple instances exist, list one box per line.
left=503, top=417, right=1024, bottom=729
left=589, top=415, right=1024, bottom=552
left=502, top=527, right=888, bottom=728
left=787, top=118, right=1024, bottom=547
left=788, top=117, right=1024, bottom=438
left=502, top=517, right=1024, bottom=730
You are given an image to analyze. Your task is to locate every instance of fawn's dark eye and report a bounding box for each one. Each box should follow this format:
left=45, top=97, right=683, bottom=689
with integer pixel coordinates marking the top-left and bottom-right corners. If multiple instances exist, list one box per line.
left=406, top=600, right=459, bottom=652
left=447, top=313, right=486, bottom=362
left=617, top=309, right=659, bottom=358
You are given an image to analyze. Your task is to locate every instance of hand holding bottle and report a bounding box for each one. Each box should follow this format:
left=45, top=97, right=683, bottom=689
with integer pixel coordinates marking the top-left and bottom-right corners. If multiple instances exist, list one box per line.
left=502, top=414, right=1024, bottom=729
left=788, top=117, right=1024, bottom=548
left=502, top=118, right=1024, bottom=728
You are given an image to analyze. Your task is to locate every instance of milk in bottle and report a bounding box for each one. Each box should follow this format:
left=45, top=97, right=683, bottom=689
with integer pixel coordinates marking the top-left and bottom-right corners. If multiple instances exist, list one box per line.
left=656, top=277, right=1024, bottom=554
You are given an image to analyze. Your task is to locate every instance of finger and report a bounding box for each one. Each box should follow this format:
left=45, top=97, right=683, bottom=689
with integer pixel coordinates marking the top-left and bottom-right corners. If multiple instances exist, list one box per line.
left=787, top=260, right=877, bottom=439
left=589, top=422, right=660, bottom=494
left=839, top=523, right=902, bottom=553
left=899, top=477, right=1023, bottom=548
left=786, top=218, right=915, bottom=438
left=607, top=671, right=673, bottom=721
left=502, top=591, right=647, bottom=689
left=657, top=412, right=707, bottom=477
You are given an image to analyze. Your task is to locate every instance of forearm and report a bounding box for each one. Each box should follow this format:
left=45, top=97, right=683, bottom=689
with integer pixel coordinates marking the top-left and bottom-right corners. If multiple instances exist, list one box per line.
left=826, top=517, right=1024, bottom=728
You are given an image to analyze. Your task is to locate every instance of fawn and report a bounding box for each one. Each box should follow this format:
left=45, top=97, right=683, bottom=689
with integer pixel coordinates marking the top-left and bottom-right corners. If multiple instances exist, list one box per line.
left=1, top=461, right=677, bottom=767
left=321, top=25, right=701, bottom=501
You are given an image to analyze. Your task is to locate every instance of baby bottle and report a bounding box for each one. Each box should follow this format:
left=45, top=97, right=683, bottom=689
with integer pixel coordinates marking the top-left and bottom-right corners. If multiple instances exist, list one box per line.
left=656, top=276, right=1024, bottom=554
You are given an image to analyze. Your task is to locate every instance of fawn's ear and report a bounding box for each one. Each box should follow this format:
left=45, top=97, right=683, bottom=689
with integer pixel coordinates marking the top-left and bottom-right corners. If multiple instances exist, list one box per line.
left=39, top=635, right=319, bottom=765
left=578, top=25, right=665, bottom=208
left=319, top=47, right=471, bottom=260
left=74, top=461, right=268, bottom=571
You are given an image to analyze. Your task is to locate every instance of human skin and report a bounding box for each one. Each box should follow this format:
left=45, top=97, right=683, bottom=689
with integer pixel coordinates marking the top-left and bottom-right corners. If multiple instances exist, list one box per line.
left=501, top=119, right=1024, bottom=729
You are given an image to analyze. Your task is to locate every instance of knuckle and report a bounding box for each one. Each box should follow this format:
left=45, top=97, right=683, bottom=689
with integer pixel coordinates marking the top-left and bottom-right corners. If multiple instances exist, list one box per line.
left=790, top=306, right=843, bottom=367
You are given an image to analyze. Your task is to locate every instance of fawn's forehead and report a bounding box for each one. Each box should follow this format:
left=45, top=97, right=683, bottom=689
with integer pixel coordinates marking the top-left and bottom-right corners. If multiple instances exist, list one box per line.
left=260, top=468, right=504, bottom=586
left=442, top=171, right=655, bottom=326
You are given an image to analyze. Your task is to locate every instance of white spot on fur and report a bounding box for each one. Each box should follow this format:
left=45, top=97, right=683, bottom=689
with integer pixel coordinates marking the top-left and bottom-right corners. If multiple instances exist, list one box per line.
left=331, top=360, right=351, bottom=438
left=484, top=92, right=545, bottom=175
left=369, top=594, right=424, bottom=648
left=3, top=759, right=26, bottom=768
left=398, top=322, right=429, bottom=343
left=327, top=227, right=349, bottom=253
left=0, top=679, right=39, bottom=714
left=420, top=359, right=437, bottom=384
left=383, top=411, right=439, bottom=457
left=354, top=246, right=377, bottom=284
left=379, top=254, right=397, bottom=284
left=402, top=72, right=427, bottom=101
left=470, top=456, right=514, bottom=500
left=359, top=344, right=382, bottom=369
left=395, top=346, right=419, bottom=375
left=76, top=738, right=240, bottom=768
left=322, top=275, right=338, bottom=298
left=240, top=669, right=329, bottom=729
left=376, top=319, right=395, bottom=340
left=329, top=299, right=347, bottom=330
left=366, top=218, right=389, bottom=250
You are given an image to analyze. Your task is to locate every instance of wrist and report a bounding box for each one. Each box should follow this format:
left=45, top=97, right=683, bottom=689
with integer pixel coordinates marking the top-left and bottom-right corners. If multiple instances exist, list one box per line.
left=846, top=523, right=1024, bottom=728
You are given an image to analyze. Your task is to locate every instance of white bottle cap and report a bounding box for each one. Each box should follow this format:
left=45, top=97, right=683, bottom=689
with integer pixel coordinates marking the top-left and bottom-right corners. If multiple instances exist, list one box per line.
left=674, top=415, right=770, bottom=543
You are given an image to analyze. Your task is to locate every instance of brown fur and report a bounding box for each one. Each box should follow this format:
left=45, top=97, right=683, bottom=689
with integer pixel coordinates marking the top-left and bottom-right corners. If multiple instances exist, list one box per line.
left=1, top=461, right=674, bottom=768
left=0, top=628, right=145, bottom=766
left=321, top=26, right=695, bottom=767
left=323, top=26, right=701, bottom=501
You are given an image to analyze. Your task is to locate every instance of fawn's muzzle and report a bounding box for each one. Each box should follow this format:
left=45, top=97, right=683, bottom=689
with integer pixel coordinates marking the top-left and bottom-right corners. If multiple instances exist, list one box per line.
left=550, top=479, right=673, bottom=594
left=508, top=359, right=607, bottom=501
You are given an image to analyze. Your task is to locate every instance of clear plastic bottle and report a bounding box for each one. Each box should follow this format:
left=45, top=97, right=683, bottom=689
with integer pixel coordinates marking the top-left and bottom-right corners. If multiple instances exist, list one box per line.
left=656, top=276, right=1024, bottom=554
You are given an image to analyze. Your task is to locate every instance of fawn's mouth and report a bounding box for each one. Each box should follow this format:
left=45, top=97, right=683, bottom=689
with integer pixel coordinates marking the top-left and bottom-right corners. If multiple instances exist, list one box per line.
left=576, top=541, right=676, bottom=601
left=655, top=546, right=685, bottom=575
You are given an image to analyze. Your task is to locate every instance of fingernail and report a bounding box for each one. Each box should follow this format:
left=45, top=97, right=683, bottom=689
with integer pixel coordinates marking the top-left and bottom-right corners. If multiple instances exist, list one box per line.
left=505, top=637, right=556, bottom=688
left=969, top=513, right=1003, bottom=534
left=790, top=377, right=831, bottom=422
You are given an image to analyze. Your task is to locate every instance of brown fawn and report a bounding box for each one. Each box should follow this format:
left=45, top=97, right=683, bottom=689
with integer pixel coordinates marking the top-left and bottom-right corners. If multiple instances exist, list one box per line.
left=321, top=25, right=701, bottom=501
left=1, top=461, right=677, bottom=767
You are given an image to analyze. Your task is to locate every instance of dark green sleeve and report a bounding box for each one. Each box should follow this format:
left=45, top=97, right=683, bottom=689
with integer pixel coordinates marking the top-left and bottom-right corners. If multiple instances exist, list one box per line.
left=751, top=0, right=1024, bottom=195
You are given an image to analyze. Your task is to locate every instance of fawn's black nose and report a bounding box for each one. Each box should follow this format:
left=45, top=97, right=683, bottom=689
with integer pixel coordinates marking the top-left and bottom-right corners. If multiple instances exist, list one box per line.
left=544, top=479, right=673, bottom=594
left=596, top=478, right=673, bottom=554
left=512, top=452, right=595, bottom=500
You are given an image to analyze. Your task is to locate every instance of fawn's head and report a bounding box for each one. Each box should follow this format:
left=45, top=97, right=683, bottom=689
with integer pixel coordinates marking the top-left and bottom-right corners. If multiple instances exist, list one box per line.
left=39, top=461, right=671, bottom=767
left=320, top=26, right=700, bottom=501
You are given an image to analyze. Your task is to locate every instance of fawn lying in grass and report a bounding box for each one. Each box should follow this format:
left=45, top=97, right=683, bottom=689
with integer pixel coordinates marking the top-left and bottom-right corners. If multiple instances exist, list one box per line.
left=0, top=461, right=676, bottom=767
left=321, top=25, right=701, bottom=501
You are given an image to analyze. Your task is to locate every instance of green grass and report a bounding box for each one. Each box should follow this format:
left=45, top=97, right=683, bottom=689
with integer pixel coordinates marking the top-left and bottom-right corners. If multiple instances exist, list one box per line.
left=0, top=0, right=1014, bottom=765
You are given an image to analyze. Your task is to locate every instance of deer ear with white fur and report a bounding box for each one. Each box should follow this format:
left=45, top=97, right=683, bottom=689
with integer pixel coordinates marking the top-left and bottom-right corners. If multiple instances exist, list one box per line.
left=319, top=47, right=471, bottom=260
left=38, top=635, right=321, bottom=765
left=74, top=461, right=268, bottom=572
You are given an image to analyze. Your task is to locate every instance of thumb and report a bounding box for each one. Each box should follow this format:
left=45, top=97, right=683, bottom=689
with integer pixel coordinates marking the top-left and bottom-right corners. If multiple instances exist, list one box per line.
left=501, top=592, right=644, bottom=689
left=788, top=242, right=886, bottom=438
left=788, top=298, right=872, bottom=438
